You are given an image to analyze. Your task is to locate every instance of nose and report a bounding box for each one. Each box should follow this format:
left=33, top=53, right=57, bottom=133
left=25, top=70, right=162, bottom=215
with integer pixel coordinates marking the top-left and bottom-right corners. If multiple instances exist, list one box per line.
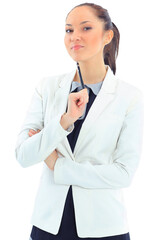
left=70, top=30, right=81, bottom=42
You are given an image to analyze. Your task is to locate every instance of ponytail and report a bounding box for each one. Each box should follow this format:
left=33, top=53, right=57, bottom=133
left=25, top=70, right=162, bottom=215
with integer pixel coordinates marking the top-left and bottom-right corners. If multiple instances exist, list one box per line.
left=103, top=22, right=120, bottom=75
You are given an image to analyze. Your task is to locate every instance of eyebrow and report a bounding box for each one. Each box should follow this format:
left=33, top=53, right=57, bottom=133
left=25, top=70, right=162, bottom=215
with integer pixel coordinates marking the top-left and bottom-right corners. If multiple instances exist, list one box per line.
left=65, top=21, right=92, bottom=26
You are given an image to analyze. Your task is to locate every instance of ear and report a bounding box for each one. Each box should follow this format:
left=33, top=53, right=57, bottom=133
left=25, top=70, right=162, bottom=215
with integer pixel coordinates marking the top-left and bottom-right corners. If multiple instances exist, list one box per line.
left=104, top=30, right=114, bottom=45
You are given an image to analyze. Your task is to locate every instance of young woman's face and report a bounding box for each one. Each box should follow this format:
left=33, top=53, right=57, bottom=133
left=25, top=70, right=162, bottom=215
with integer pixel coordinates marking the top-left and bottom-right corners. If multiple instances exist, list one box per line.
left=64, top=6, right=109, bottom=63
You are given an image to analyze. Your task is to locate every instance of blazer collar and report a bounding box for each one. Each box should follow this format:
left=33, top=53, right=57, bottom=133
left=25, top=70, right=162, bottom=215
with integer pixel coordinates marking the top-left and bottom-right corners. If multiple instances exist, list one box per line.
left=58, top=64, right=118, bottom=95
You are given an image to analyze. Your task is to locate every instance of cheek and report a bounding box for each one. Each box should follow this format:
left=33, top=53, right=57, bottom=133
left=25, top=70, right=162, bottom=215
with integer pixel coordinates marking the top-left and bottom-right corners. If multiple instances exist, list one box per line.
left=64, top=36, right=70, bottom=48
left=89, top=33, right=103, bottom=49
left=64, top=37, right=68, bottom=47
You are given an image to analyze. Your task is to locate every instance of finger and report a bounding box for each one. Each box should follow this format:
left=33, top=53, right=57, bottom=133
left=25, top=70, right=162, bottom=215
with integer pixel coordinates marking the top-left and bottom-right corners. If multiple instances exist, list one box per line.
left=28, top=130, right=39, bottom=136
left=29, top=129, right=36, bottom=133
left=77, top=97, right=83, bottom=104
left=78, top=100, right=83, bottom=106
left=29, top=129, right=40, bottom=133
left=28, top=132, right=33, bottom=137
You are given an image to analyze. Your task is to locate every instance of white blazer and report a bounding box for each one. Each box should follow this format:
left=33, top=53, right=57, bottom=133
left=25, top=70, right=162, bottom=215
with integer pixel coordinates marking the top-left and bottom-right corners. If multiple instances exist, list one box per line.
left=15, top=65, right=144, bottom=238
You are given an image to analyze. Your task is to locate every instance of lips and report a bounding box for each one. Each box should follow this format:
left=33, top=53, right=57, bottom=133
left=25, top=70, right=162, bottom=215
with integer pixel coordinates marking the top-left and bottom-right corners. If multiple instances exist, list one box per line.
left=71, top=45, right=84, bottom=50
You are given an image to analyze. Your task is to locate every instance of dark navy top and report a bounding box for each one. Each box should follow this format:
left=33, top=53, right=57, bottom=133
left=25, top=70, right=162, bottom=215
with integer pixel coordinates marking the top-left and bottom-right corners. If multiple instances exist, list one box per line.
left=30, top=80, right=131, bottom=240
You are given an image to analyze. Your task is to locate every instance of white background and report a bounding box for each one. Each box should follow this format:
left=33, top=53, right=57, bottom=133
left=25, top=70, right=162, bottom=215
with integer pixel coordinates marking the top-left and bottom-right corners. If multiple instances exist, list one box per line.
left=0, top=0, right=167, bottom=239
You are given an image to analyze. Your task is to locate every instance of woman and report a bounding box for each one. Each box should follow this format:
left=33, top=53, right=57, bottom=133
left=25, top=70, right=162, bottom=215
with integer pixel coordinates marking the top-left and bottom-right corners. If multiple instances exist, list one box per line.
left=15, top=2, right=144, bottom=240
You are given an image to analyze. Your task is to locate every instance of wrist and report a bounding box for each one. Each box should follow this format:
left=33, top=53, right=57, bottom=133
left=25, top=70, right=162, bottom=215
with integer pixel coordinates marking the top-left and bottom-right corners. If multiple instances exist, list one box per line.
left=60, top=112, right=75, bottom=130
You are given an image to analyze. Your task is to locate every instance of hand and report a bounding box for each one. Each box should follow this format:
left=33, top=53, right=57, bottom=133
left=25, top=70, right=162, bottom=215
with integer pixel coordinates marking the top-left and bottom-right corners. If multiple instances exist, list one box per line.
left=28, top=129, right=58, bottom=170
left=66, top=88, right=89, bottom=121
left=28, top=129, right=41, bottom=137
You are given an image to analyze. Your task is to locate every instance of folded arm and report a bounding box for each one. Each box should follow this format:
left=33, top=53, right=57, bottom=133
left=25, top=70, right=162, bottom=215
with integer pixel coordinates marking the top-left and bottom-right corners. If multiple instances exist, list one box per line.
left=15, top=79, right=74, bottom=168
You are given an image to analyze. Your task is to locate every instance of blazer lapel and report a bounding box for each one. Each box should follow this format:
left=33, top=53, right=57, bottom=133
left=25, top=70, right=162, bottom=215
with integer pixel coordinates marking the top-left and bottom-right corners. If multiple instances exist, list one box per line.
left=56, top=65, right=119, bottom=160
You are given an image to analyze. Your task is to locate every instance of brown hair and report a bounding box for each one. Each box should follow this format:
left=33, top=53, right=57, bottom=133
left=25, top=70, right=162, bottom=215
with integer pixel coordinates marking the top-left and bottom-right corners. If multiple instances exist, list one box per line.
left=66, top=2, right=120, bottom=75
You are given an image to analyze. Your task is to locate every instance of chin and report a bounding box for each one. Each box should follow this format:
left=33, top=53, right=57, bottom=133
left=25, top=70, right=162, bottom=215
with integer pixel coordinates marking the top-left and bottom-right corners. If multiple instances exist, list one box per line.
left=71, top=56, right=85, bottom=62
left=68, top=50, right=94, bottom=63
left=71, top=55, right=92, bottom=63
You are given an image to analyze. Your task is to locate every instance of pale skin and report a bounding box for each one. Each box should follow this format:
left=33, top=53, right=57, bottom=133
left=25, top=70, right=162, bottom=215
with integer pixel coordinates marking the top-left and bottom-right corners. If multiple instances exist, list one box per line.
left=28, top=6, right=114, bottom=170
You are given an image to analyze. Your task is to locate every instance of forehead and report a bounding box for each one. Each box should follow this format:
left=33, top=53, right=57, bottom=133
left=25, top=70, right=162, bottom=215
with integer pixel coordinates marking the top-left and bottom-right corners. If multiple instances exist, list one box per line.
left=66, top=6, right=98, bottom=24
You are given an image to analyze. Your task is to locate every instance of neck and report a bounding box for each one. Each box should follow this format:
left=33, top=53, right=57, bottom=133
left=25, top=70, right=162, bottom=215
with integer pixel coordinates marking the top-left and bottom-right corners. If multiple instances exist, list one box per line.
left=74, top=60, right=108, bottom=84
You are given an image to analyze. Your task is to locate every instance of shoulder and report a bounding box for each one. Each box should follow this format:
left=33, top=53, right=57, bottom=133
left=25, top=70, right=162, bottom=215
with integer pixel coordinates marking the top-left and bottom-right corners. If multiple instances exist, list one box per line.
left=35, top=70, right=75, bottom=95
left=118, top=78, right=143, bottom=96
left=113, top=76, right=144, bottom=116
left=117, top=77, right=144, bottom=102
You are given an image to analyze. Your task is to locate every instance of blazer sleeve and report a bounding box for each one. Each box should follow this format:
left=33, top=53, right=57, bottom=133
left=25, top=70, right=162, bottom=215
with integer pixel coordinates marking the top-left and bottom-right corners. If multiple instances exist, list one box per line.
left=53, top=90, right=144, bottom=189
left=15, top=78, right=74, bottom=168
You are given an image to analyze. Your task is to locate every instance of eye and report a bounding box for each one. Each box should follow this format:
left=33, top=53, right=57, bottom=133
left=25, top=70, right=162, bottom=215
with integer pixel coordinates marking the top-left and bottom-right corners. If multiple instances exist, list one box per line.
left=65, top=29, right=73, bottom=33
left=83, top=27, right=92, bottom=31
